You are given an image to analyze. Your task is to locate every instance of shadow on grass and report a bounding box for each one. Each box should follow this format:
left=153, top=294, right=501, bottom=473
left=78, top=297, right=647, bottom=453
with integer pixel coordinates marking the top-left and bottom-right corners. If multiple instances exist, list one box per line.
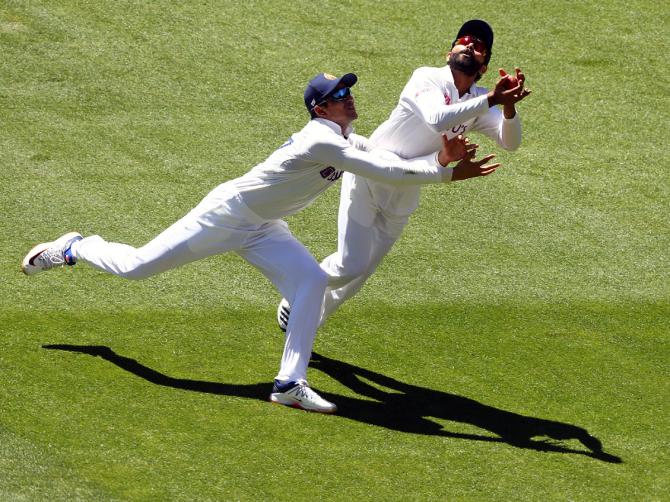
left=43, top=344, right=621, bottom=463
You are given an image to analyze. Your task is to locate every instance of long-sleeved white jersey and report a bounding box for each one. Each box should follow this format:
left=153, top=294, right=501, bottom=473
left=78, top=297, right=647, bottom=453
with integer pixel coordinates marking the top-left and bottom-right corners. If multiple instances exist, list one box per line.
left=224, top=118, right=452, bottom=221
left=364, top=65, right=522, bottom=215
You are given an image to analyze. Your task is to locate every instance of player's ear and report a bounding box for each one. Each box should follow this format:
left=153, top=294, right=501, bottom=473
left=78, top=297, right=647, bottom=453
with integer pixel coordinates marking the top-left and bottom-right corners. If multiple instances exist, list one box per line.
left=313, top=103, right=328, bottom=118
left=478, top=64, right=488, bottom=77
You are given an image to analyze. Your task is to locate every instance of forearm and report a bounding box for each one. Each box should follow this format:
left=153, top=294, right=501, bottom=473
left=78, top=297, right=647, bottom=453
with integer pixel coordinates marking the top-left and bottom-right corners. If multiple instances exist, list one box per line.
left=338, top=148, right=452, bottom=185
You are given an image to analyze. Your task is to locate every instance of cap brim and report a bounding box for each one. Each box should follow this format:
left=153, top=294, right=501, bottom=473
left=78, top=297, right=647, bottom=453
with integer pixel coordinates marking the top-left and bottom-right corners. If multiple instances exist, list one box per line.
left=323, top=73, right=358, bottom=98
left=340, top=73, right=358, bottom=88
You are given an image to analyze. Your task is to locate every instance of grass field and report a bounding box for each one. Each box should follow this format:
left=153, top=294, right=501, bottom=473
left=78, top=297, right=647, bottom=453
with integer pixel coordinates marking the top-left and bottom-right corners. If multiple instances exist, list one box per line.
left=2, top=0, right=669, bottom=500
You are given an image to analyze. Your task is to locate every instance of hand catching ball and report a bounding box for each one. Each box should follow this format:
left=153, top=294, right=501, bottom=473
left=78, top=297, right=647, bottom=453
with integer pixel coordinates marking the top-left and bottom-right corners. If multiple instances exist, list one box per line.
left=499, top=69, right=519, bottom=89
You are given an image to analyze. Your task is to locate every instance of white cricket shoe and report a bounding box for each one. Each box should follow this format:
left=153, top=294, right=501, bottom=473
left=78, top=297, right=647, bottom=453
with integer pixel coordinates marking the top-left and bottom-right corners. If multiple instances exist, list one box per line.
left=270, top=379, right=337, bottom=414
left=21, top=232, right=82, bottom=276
left=276, top=298, right=290, bottom=333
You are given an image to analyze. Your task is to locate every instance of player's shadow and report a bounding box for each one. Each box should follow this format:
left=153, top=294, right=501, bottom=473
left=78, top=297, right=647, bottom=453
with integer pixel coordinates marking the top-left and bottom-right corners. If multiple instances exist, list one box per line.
left=308, top=352, right=621, bottom=463
left=43, top=344, right=621, bottom=463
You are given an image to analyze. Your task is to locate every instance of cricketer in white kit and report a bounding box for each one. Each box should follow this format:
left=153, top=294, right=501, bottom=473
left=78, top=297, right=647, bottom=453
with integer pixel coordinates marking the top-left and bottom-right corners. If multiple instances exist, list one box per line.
left=22, top=72, right=496, bottom=414
left=276, top=20, right=532, bottom=330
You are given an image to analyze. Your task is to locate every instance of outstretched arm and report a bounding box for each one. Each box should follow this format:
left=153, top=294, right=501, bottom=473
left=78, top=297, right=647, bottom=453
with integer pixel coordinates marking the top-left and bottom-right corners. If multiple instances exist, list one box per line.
left=325, top=145, right=449, bottom=185
left=311, top=135, right=497, bottom=185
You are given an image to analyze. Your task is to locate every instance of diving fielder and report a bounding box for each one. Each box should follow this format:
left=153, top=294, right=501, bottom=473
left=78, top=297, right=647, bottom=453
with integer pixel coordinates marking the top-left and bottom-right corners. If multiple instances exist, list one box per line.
left=22, top=72, right=497, bottom=414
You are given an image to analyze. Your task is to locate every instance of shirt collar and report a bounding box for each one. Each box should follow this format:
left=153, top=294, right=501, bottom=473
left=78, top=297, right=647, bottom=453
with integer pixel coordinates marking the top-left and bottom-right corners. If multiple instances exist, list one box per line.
left=313, top=117, right=353, bottom=138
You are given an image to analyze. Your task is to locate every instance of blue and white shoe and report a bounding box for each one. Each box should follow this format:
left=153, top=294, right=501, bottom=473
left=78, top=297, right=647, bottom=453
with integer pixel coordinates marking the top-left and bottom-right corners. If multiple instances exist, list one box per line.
left=270, top=379, right=337, bottom=414
left=21, top=232, right=82, bottom=276
left=276, top=298, right=290, bottom=333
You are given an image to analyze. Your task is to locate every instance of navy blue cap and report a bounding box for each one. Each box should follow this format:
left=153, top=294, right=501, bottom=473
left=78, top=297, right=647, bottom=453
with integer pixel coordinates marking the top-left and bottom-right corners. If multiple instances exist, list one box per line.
left=454, top=19, right=494, bottom=64
left=304, top=72, right=357, bottom=117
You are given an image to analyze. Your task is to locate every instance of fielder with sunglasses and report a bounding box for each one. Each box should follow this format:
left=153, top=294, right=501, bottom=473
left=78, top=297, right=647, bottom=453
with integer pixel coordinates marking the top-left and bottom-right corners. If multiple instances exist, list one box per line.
left=277, top=20, right=532, bottom=333
left=22, top=72, right=498, bottom=414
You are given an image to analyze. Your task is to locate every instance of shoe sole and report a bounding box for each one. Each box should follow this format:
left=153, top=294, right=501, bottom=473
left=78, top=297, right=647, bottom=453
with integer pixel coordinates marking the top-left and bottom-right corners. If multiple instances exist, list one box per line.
left=21, top=232, right=82, bottom=276
left=269, top=394, right=337, bottom=414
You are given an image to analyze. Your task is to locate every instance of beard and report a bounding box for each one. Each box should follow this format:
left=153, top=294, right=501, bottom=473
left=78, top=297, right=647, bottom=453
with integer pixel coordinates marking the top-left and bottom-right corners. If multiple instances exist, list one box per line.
left=448, top=52, right=484, bottom=77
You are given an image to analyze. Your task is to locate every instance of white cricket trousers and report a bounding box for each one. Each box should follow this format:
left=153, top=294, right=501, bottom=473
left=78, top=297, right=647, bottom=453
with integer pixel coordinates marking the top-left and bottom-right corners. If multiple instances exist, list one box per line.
left=71, top=183, right=327, bottom=383
left=319, top=172, right=415, bottom=325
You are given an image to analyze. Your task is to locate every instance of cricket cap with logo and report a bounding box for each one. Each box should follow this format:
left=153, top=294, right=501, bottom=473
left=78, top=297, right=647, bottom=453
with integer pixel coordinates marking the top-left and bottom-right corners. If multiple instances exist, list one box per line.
left=453, top=19, right=494, bottom=64
left=304, top=72, right=358, bottom=118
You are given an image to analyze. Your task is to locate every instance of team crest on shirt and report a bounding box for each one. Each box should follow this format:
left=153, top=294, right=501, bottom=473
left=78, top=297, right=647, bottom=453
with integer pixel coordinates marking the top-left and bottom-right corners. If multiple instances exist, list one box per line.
left=444, top=93, right=451, bottom=105
left=320, top=166, right=343, bottom=181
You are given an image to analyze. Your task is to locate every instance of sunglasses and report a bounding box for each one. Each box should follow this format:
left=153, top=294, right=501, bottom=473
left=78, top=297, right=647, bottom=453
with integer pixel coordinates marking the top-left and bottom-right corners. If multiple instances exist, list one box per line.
left=455, top=35, right=487, bottom=55
left=318, top=86, right=351, bottom=107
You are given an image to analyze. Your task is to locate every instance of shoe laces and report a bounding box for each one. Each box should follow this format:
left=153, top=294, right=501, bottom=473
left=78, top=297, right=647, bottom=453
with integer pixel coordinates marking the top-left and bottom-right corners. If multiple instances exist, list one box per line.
left=37, top=246, right=66, bottom=269
left=294, top=381, right=320, bottom=401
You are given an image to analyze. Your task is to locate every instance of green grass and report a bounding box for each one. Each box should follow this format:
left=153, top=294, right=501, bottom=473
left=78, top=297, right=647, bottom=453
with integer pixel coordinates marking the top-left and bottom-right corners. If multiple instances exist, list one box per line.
left=1, top=0, right=669, bottom=500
